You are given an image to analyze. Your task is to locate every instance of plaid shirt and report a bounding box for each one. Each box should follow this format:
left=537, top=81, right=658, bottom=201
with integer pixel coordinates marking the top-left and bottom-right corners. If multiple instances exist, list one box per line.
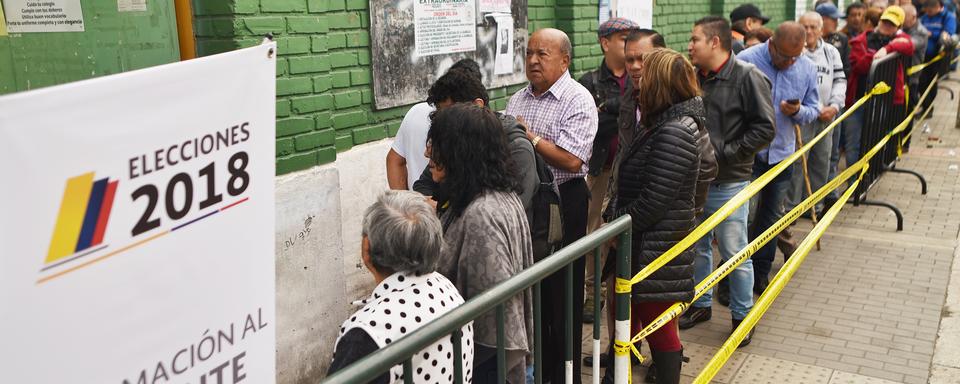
left=506, top=71, right=598, bottom=184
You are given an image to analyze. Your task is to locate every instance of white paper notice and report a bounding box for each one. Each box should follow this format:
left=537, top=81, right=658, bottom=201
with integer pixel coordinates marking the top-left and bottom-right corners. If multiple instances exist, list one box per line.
left=2, top=0, right=84, bottom=32
left=479, top=0, right=510, bottom=13
left=617, top=0, right=653, bottom=29
left=493, top=13, right=513, bottom=75
left=414, top=0, right=477, bottom=57
left=117, top=0, right=147, bottom=12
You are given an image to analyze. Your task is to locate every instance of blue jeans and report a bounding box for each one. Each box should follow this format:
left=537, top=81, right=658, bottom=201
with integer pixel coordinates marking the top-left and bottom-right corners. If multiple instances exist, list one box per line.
left=749, top=161, right=794, bottom=281
left=693, top=181, right=753, bottom=320
left=842, top=109, right=864, bottom=167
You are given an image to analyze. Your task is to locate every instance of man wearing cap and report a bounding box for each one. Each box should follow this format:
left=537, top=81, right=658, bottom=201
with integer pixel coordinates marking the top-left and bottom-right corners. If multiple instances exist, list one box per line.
left=730, top=4, right=771, bottom=53
left=817, top=2, right=851, bottom=76
left=577, top=17, right=638, bottom=325
left=846, top=6, right=913, bottom=164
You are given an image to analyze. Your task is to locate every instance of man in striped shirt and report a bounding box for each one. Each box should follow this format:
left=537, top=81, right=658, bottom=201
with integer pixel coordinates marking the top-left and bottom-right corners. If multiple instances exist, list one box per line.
left=505, top=27, right=598, bottom=384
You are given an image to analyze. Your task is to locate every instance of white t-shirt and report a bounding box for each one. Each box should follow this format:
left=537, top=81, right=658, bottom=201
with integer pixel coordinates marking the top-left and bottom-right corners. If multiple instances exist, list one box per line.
left=391, top=102, right=435, bottom=188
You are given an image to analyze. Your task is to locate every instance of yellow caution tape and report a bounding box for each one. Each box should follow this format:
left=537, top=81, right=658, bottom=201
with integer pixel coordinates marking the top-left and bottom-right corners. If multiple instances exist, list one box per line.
left=907, top=52, right=944, bottom=76
left=627, top=156, right=868, bottom=344
left=693, top=165, right=867, bottom=383
left=692, top=107, right=917, bottom=383
left=625, top=82, right=890, bottom=288
left=615, top=278, right=632, bottom=294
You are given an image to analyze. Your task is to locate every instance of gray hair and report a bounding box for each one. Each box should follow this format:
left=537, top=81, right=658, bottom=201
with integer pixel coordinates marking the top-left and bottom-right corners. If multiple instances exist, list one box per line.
left=361, top=190, right=443, bottom=275
left=801, top=11, right=824, bottom=29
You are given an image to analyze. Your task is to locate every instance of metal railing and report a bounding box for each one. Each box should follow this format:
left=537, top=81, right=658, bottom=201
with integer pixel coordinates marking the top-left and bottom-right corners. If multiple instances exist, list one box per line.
left=322, top=215, right=633, bottom=384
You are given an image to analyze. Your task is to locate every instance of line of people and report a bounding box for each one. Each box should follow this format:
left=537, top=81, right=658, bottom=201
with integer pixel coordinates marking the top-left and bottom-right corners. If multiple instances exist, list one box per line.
left=328, top=1, right=957, bottom=383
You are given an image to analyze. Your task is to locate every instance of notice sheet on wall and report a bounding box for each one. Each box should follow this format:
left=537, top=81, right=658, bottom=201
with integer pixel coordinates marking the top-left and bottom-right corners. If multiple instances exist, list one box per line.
left=617, top=0, right=653, bottom=29
left=117, top=0, right=147, bottom=12
left=492, top=13, right=513, bottom=75
left=479, top=0, right=510, bottom=13
left=2, top=0, right=84, bottom=32
left=414, top=0, right=477, bottom=57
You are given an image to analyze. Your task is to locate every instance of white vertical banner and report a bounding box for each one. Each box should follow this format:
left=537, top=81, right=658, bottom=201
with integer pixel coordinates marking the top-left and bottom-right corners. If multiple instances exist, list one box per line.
left=0, top=43, right=277, bottom=383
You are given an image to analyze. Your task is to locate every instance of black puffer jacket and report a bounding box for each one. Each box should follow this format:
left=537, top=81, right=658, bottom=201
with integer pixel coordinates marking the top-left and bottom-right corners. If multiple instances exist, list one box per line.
left=613, top=98, right=702, bottom=302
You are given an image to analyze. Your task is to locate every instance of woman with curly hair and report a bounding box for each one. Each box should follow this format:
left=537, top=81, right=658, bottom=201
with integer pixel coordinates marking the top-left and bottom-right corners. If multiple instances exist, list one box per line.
left=428, top=103, right=534, bottom=384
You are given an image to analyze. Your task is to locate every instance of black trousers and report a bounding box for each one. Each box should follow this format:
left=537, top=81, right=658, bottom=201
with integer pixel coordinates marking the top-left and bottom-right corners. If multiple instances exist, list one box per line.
left=540, top=177, right=589, bottom=384
left=919, top=64, right=939, bottom=112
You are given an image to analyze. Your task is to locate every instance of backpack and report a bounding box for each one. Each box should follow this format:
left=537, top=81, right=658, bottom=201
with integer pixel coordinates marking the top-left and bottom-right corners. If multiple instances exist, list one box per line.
left=527, top=144, right=564, bottom=262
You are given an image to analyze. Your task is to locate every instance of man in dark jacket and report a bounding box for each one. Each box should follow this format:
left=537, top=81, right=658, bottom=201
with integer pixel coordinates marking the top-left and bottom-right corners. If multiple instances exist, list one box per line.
left=411, top=69, right=538, bottom=218
left=577, top=17, right=639, bottom=324
left=679, top=16, right=776, bottom=348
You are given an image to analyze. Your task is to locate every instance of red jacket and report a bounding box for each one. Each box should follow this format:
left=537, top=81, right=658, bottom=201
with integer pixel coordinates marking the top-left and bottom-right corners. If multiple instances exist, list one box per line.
left=847, top=29, right=914, bottom=106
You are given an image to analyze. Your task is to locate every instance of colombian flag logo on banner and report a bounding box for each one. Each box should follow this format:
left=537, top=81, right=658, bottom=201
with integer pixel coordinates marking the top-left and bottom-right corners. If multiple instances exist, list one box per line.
left=45, top=172, right=118, bottom=268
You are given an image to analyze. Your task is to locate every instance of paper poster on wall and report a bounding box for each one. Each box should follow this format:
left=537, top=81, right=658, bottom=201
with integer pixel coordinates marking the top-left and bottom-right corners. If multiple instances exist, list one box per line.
left=0, top=43, right=277, bottom=383
left=492, top=13, right=514, bottom=74
left=616, top=0, right=653, bottom=29
left=598, top=0, right=611, bottom=25
left=414, top=0, right=477, bottom=57
left=118, top=0, right=147, bottom=12
left=2, top=0, right=84, bottom=32
left=479, top=0, right=510, bottom=13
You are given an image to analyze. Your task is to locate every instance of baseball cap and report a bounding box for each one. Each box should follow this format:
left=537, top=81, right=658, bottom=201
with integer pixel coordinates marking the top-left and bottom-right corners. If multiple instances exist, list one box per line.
left=880, top=5, right=905, bottom=27
left=815, top=2, right=844, bottom=20
left=598, top=17, right=641, bottom=38
left=730, top=4, right=771, bottom=24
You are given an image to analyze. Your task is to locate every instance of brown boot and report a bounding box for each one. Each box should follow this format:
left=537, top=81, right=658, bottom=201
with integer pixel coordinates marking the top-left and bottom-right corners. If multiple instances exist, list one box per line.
left=777, top=229, right=797, bottom=259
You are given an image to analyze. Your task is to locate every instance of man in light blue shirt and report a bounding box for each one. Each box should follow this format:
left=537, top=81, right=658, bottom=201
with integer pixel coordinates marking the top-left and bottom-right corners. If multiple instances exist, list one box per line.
left=736, top=22, right=820, bottom=292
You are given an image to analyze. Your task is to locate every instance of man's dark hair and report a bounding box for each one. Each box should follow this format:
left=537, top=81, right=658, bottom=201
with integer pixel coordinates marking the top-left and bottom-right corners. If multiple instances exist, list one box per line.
left=694, top=16, right=733, bottom=51
left=731, top=19, right=749, bottom=36
left=626, top=29, right=666, bottom=48
left=449, top=58, right=482, bottom=82
left=426, top=68, right=490, bottom=107
left=427, top=103, right=518, bottom=218
left=925, top=0, right=942, bottom=9
left=846, top=1, right=866, bottom=12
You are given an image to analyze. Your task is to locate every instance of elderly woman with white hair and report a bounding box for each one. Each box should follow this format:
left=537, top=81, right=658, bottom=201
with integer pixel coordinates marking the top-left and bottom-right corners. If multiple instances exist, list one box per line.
left=327, top=190, right=474, bottom=383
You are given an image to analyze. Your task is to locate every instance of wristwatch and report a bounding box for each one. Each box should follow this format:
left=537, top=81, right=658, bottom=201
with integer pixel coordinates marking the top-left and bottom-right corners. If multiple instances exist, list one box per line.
left=532, top=136, right=543, bottom=147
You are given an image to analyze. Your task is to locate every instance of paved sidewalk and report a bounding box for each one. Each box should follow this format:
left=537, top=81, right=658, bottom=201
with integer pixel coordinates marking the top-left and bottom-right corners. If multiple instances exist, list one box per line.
left=581, top=80, right=960, bottom=383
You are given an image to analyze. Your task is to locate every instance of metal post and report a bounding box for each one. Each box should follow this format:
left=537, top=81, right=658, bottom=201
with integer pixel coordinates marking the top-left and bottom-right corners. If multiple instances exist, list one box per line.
left=534, top=282, right=543, bottom=384
left=497, top=304, right=506, bottom=384
left=403, top=359, right=413, bottom=382
left=593, top=247, right=602, bottom=384
left=453, top=330, right=463, bottom=384
left=614, top=229, right=632, bottom=384
left=565, top=264, right=574, bottom=384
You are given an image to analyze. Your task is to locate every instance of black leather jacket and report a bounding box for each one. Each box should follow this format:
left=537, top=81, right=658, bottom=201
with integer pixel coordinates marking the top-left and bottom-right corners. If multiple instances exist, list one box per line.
left=698, top=53, right=776, bottom=183
left=578, top=59, right=623, bottom=175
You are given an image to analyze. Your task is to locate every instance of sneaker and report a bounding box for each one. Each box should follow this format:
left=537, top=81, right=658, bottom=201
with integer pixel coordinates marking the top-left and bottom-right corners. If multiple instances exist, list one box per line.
left=678, top=307, right=712, bottom=330
left=732, top=318, right=755, bottom=348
